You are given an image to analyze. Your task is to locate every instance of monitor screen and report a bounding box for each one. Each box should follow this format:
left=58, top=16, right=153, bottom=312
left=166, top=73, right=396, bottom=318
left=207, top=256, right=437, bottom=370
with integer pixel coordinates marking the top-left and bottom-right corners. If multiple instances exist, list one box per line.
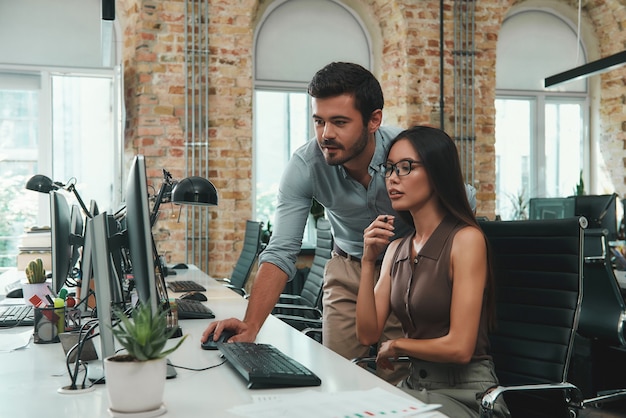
left=575, top=194, right=619, bottom=241
left=88, top=213, right=117, bottom=361
left=50, top=191, right=72, bottom=294
left=90, top=199, right=100, bottom=217
left=528, top=197, right=575, bottom=220
left=125, top=155, right=159, bottom=313
left=69, top=205, right=84, bottom=282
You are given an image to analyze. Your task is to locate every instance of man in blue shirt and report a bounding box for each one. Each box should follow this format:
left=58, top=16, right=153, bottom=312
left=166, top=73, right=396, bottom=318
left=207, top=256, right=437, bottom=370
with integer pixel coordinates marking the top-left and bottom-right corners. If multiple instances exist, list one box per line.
left=202, top=62, right=474, bottom=381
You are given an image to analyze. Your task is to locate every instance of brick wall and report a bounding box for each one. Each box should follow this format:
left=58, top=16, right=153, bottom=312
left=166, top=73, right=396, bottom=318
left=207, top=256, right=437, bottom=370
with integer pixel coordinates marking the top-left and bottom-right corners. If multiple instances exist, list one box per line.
left=117, top=0, right=626, bottom=277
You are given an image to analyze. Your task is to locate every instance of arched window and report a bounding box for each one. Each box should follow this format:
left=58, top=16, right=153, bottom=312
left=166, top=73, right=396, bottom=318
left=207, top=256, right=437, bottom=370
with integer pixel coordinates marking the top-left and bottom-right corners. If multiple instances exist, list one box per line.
left=254, top=0, right=371, bottom=245
left=495, top=9, right=589, bottom=220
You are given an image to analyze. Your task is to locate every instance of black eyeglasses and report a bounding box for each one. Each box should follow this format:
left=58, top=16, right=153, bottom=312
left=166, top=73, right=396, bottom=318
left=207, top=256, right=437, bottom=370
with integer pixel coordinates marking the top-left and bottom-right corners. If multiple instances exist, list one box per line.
left=379, top=159, right=423, bottom=178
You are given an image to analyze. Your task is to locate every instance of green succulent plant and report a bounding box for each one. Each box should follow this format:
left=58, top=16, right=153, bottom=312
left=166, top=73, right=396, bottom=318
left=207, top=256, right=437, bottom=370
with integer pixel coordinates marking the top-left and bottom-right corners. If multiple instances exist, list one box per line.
left=25, top=258, right=47, bottom=284
left=112, top=303, right=186, bottom=362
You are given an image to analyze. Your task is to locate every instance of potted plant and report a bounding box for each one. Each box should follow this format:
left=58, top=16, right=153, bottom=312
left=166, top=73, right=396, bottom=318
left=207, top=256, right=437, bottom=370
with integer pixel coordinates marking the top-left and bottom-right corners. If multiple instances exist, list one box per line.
left=105, top=303, right=186, bottom=415
left=22, top=258, right=51, bottom=305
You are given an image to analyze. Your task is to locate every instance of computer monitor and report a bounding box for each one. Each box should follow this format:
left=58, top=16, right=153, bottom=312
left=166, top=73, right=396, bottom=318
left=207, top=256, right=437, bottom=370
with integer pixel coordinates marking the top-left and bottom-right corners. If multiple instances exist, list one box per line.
left=90, top=199, right=100, bottom=217
left=69, top=205, right=84, bottom=280
left=575, top=194, right=619, bottom=241
left=528, top=197, right=576, bottom=220
left=88, top=213, right=117, bottom=361
left=78, top=216, right=95, bottom=315
left=125, top=155, right=159, bottom=313
left=50, top=191, right=72, bottom=294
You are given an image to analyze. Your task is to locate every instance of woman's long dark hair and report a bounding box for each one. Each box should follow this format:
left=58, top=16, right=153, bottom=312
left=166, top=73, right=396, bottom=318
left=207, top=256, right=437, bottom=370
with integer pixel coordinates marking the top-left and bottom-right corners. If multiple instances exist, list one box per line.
left=387, top=125, right=496, bottom=329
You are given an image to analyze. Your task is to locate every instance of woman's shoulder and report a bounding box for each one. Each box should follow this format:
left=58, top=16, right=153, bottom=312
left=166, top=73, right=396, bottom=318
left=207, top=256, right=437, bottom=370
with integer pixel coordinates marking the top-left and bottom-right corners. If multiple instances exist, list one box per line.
left=453, top=224, right=485, bottom=246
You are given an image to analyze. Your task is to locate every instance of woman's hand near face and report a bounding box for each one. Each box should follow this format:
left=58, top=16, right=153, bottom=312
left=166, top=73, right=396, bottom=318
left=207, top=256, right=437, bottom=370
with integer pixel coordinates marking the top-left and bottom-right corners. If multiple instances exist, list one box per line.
left=362, top=215, right=395, bottom=263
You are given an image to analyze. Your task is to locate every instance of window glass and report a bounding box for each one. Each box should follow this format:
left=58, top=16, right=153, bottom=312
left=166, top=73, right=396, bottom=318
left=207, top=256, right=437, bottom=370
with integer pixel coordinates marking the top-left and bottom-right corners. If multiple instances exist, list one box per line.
left=544, top=100, right=584, bottom=197
left=0, top=87, right=39, bottom=267
left=495, top=98, right=532, bottom=220
left=255, top=90, right=310, bottom=228
left=254, top=0, right=371, bottom=247
left=0, top=68, right=120, bottom=269
left=495, top=9, right=589, bottom=220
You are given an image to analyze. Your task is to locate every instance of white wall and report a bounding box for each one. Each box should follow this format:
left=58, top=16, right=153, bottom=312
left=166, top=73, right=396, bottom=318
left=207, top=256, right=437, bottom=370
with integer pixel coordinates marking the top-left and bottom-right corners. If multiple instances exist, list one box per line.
left=0, top=0, right=102, bottom=67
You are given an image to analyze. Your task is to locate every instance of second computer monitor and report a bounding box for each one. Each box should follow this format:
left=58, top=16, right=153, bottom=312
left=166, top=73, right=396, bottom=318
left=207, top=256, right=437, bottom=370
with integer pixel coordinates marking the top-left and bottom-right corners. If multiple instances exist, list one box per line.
left=528, top=197, right=576, bottom=220
left=125, top=155, right=159, bottom=313
left=50, top=191, right=72, bottom=294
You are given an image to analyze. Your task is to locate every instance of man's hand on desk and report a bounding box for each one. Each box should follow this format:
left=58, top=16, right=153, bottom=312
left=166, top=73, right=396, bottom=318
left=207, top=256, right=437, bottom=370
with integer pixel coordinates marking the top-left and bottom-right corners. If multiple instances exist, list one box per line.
left=201, top=318, right=258, bottom=344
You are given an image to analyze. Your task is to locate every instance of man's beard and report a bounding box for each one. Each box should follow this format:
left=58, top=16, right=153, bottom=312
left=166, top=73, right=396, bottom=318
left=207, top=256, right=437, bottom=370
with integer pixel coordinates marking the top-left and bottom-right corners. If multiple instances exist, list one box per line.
left=321, top=125, right=369, bottom=166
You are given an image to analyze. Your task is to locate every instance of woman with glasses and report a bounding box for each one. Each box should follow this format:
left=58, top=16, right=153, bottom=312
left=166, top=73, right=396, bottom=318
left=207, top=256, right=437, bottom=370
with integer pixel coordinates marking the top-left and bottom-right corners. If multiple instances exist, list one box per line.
left=356, top=126, right=509, bottom=417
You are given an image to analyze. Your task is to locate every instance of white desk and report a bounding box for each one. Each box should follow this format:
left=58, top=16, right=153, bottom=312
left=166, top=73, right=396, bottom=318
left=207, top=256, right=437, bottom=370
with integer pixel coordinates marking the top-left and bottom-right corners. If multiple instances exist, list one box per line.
left=0, top=267, right=446, bottom=417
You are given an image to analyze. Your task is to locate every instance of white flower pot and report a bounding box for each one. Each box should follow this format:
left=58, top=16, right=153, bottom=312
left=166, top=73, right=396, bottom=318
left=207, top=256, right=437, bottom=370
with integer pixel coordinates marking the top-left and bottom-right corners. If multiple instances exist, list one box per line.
left=104, top=355, right=167, bottom=414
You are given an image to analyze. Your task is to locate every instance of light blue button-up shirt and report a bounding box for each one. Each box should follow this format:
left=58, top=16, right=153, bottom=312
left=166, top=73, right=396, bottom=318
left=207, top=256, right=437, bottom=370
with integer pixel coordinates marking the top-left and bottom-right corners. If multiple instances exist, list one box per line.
left=258, top=125, right=413, bottom=279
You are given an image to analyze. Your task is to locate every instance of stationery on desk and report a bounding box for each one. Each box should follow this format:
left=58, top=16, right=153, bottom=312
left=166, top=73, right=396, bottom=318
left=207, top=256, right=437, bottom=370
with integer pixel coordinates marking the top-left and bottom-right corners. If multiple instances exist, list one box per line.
left=0, top=266, right=447, bottom=417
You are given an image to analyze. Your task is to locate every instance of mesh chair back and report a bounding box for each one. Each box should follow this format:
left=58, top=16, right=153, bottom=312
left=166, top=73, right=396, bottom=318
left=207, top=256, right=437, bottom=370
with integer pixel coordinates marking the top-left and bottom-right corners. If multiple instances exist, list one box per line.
left=228, top=220, right=263, bottom=289
left=479, top=217, right=584, bottom=417
left=299, top=218, right=333, bottom=310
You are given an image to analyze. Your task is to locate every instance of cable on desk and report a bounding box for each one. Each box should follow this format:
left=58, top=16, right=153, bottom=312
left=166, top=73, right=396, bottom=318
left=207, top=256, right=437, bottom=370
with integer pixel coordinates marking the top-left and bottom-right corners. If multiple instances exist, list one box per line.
left=168, top=358, right=228, bottom=372
left=60, top=318, right=100, bottom=393
left=60, top=306, right=129, bottom=393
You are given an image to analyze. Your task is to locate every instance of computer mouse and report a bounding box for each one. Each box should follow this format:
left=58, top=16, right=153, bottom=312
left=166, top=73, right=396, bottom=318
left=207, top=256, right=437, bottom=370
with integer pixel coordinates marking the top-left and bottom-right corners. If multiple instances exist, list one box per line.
left=201, top=330, right=236, bottom=350
left=6, top=288, right=23, bottom=298
left=180, top=291, right=207, bottom=302
left=172, top=263, right=188, bottom=269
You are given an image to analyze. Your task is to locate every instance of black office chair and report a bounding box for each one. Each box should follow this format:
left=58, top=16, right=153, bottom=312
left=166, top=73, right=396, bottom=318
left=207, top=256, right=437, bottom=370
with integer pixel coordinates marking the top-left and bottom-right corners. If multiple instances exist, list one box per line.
left=573, top=228, right=626, bottom=407
left=272, top=218, right=332, bottom=337
left=478, top=217, right=585, bottom=418
left=353, top=218, right=586, bottom=416
left=217, top=220, right=263, bottom=296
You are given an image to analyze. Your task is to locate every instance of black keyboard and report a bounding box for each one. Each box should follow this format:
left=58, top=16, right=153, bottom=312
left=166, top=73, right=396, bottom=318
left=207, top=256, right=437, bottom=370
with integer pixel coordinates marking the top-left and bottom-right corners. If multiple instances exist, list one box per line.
left=0, top=305, right=34, bottom=327
left=218, top=342, right=321, bottom=389
left=176, top=299, right=214, bottom=319
left=168, top=280, right=206, bottom=292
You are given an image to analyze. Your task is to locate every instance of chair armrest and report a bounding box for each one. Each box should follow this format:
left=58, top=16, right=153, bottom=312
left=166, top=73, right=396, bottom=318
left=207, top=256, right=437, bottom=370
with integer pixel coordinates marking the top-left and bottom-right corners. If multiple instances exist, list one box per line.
left=272, top=303, right=322, bottom=318
left=223, top=283, right=247, bottom=297
left=479, top=382, right=583, bottom=416
left=214, top=277, right=231, bottom=283
left=351, top=356, right=411, bottom=365
left=301, top=326, right=323, bottom=343
left=273, top=313, right=322, bottom=329
left=277, top=294, right=301, bottom=302
left=581, top=389, right=626, bottom=408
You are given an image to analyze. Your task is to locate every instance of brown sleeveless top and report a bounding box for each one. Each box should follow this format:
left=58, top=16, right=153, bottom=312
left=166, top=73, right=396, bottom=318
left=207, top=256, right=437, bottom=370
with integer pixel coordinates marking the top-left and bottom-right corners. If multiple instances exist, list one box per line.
left=389, top=214, right=491, bottom=361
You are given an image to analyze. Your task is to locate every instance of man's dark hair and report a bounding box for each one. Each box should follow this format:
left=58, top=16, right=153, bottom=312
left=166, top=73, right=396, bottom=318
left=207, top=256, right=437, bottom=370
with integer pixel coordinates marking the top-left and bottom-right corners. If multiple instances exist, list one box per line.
left=307, top=62, right=384, bottom=124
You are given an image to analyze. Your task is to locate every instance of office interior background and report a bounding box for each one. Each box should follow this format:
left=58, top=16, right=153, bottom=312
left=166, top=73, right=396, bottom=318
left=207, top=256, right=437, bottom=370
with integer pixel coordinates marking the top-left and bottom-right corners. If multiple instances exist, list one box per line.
left=0, top=0, right=625, bottom=280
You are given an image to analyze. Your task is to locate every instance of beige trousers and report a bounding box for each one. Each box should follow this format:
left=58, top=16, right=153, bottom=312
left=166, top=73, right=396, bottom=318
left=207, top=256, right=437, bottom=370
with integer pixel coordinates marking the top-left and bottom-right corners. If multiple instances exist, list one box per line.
left=321, top=252, right=408, bottom=384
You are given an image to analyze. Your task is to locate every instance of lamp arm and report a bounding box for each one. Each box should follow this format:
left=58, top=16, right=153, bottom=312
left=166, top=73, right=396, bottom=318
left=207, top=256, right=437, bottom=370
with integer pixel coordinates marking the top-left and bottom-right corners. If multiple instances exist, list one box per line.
left=67, top=184, right=93, bottom=218
left=150, top=171, right=174, bottom=227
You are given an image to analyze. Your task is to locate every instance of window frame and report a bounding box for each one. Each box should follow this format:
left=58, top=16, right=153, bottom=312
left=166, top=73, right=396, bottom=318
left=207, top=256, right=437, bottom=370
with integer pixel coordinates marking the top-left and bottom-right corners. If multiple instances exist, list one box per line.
left=0, top=64, right=123, bottom=270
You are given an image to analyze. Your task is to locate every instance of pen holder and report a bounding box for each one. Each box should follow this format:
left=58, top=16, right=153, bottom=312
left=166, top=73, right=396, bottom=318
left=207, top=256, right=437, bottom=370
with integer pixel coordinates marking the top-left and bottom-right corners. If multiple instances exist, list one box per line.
left=33, top=306, right=63, bottom=344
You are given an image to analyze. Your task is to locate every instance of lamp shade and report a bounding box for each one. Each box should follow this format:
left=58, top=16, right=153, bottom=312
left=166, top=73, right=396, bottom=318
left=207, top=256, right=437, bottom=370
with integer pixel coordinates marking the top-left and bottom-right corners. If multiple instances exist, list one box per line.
left=26, top=174, right=58, bottom=193
left=171, top=176, right=218, bottom=206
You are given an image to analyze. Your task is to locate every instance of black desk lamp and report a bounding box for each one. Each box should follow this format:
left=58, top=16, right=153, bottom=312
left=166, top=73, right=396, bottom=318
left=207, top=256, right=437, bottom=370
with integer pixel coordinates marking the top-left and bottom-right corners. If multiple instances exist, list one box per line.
left=26, top=174, right=93, bottom=218
left=171, top=176, right=219, bottom=206
left=150, top=172, right=218, bottom=339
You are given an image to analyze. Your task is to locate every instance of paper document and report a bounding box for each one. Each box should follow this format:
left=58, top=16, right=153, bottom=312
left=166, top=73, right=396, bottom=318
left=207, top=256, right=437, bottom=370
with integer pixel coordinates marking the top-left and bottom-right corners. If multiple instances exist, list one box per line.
left=229, top=387, right=441, bottom=417
left=0, top=329, right=33, bottom=352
